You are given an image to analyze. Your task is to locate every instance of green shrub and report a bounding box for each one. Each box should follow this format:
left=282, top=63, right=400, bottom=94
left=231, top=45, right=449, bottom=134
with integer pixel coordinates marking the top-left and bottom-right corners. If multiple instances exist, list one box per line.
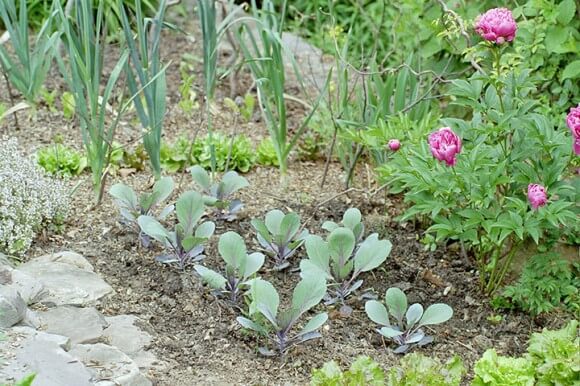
left=495, top=253, right=579, bottom=316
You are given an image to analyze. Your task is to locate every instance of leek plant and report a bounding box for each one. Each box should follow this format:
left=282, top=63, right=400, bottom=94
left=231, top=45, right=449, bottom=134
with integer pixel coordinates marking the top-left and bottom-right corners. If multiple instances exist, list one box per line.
left=0, top=0, right=59, bottom=104
left=57, top=0, right=129, bottom=204
left=237, top=0, right=326, bottom=180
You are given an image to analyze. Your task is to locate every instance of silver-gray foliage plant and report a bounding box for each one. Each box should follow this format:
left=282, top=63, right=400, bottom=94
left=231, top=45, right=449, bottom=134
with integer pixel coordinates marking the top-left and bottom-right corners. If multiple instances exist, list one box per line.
left=190, top=165, right=249, bottom=221
left=365, top=287, right=453, bottom=354
left=194, top=231, right=264, bottom=304
left=109, top=176, right=175, bottom=247
left=0, top=138, right=69, bottom=255
left=138, top=190, right=214, bottom=270
left=237, top=276, right=328, bottom=356
left=300, top=209, right=391, bottom=303
left=251, top=209, right=308, bottom=270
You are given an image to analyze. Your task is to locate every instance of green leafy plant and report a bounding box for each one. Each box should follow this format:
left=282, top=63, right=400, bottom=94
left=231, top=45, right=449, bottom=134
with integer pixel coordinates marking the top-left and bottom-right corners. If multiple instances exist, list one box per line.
left=300, top=215, right=391, bottom=303
left=237, top=0, right=327, bottom=179
left=224, top=94, right=256, bottom=123
left=0, top=0, right=59, bottom=104
left=119, top=0, right=168, bottom=179
left=310, top=356, right=384, bottom=386
left=237, top=276, right=328, bottom=356
left=2, top=373, right=37, bottom=386
left=472, top=349, right=535, bottom=386
left=160, top=136, right=191, bottom=173
left=36, top=144, right=87, bottom=177
left=109, top=176, right=174, bottom=247
left=57, top=0, right=130, bottom=204
left=251, top=209, right=308, bottom=270
left=256, top=137, right=279, bottom=167
left=365, top=287, right=453, bottom=354
left=194, top=231, right=264, bottom=304
left=61, top=91, right=76, bottom=120
left=177, top=70, right=198, bottom=116
left=190, top=165, right=249, bottom=221
left=40, top=88, right=57, bottom=112
left=386, top=353, right=465, bottom=386
left=138, top=191, right=215, bottom=270
left=495, top=253, right=579, bottom=316
left=528, top=320, right=579, bottom=386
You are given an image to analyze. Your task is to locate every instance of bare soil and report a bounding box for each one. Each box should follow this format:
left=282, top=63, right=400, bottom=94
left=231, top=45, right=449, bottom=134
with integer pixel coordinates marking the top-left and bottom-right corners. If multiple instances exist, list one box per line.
left=0, top=8, right=570, bottom=386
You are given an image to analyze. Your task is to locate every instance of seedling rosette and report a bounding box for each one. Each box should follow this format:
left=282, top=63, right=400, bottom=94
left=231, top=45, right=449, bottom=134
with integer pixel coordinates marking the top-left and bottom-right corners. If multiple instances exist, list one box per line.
left=194, top=231, right=265, bottom=304
left=109, top=177, right=175, bottom=247
left=251, top=209, right=308, bottom=270
left=237, top=276, right=328, bottom=356
left=138, top=191, right=215, bottom=270
left=190, top=165, right=249, bottom=221
left=365, top=287, right=453, bottom=354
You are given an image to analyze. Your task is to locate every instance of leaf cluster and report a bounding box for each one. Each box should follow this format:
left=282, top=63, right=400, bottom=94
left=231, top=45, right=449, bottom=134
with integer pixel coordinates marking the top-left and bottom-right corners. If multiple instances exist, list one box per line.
left=36, top=144, right=87, bottom=177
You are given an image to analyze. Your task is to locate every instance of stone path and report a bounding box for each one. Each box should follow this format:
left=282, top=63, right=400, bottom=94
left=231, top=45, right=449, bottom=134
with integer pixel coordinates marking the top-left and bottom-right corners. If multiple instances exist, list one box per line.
left=0, top=251, right=162, bottom=386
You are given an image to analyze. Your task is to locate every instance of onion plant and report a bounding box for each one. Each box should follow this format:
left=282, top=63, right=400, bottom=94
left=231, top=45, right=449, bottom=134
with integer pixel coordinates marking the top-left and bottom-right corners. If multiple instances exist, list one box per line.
left=0, top=0, right=59, bottom=104
left=57, top=0, right=129, bottom=204
left=236, top=0, right=327, bottom=180
left=119, top=0, right=168, bottom=179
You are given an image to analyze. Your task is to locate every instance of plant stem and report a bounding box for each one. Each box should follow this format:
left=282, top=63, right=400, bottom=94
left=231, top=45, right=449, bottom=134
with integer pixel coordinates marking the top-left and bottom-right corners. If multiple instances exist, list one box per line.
left=492, top=46, right=505, bottom=114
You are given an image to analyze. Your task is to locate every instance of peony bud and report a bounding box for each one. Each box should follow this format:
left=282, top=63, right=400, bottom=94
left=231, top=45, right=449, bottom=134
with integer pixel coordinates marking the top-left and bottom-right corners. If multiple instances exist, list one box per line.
left=388, top=139, right=401, bottom=151
left=566, top=104, right=580, bottom=155
left=527, top=184, right=547, bottom=210
left=428, top=127, right=462, bottom=166
left=475, top=8, right=517, bottom=44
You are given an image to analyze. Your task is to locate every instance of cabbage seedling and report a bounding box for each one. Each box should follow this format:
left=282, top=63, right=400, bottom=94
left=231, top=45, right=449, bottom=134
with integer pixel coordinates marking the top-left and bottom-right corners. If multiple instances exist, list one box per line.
left=251, top=209, right=308, bottom=270
left=300, top=227, right=391, bottom=303
left=237, top=276, right=328, bottom=356
left=365, top=287, right=453, bottom=354
left=109, top=176, right=175, bottom=247
left=322, top=208, right=365, bottom=244
left=138, top=191, right=215, bottom=270
left=190, top=165, right=249, bottom=221
left=194, top=231, right=264, bottom=304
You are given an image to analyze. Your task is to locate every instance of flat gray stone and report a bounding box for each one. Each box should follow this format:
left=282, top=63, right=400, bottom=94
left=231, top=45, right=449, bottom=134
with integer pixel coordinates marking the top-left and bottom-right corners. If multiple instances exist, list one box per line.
left=70, top=343, right=152, bottom=386
left=0, top=286, right=27, bottom=328
left=18, top=260, right=113, bottom=306
left=0, top=252, right=15, bottom=268
left=103, top=315, right=152, bottom=355
left=38, top=306, right=108, bottom=344
left=0, top=265, right=47, bottom=304
left=0, top=327, right=92, bottom=386
left=31, top=251, right=95, bottom=271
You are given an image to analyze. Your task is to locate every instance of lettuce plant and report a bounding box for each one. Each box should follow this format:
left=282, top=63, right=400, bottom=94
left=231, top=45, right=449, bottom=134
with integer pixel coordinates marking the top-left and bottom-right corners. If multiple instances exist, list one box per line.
left=321, top=208, right=364, bottom=244
left=37, top=144, right=87, bottom=177
left=300, top=227, right=391, bottom=303
left=194, top=231, right=264, bottom=304
left=109, top=177, right=174, bottom=247
left=251, top=209, right=308, bottom=270
left=311, top=356, right=384, bottom=386
left=190, top=165, right=249, bottom=221
left=527, top=320, right=579, bottom=385
left=387, top=353, right=465, bottom=386
left=256, top=137, right=279, bottom=167
left=138, top=191, right=215, bottom=270
left=365, top=287, right=453, bottom=354
left=472, top=349, right=535, bottom=386
left=237, top=276, right=327, bottom=356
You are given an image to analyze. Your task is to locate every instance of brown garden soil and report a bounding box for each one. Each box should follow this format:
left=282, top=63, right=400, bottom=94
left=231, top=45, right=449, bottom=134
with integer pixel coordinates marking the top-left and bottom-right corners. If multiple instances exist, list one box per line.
left=0, top=7, right=573, bottom=386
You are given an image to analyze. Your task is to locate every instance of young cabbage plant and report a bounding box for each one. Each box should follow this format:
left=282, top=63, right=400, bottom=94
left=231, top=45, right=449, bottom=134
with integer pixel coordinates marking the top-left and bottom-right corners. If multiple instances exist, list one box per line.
left=251, top=209, right=308, bottom=270
left=365, top=287, right=453, bottom=354
left=322, top=207, right=365, bottom=243
left=138, top=191, right=215, bottom=270
left=237, top=276, right=328, bottom=356
left=300, top=227, right=391, bottom=303
left=109, top=176, right=175, bottom=247
left=190, top=165, right=249, bottom=221
left=194, top=231, right=264, bottom=304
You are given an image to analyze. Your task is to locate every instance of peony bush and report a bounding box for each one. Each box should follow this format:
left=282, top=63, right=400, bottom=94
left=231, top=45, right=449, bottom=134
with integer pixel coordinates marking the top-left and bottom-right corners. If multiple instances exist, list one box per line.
left=375, top=8, right=578, bottom=294
left=0, top=138, right=69, bottom=255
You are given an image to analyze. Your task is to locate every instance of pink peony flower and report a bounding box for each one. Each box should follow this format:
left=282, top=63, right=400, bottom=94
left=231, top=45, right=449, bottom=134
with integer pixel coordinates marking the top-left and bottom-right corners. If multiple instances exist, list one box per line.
left=527, top=184, right=547, bottom=210
left=388, top=139, right=401, bottom=151
left=566, top=104, right=580, bottom=155
left=428, top=127, right=462, bottom=166
left=475, top=8, right=517, bottom=44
